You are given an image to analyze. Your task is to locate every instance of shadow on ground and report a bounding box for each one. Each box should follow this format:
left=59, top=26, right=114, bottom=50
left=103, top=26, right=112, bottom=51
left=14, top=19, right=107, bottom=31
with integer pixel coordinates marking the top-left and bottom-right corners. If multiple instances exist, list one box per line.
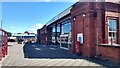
left=23, top=43, right=120, bottom=67
left=23, top=43, right=80, bottom=59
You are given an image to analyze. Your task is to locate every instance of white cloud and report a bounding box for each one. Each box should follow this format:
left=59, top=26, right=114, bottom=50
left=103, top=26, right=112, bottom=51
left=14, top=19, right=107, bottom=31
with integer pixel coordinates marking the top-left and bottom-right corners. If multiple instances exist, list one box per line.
left=28, top=23, right=44, bottom=34
left=31, top=23, right=44, bottom=30
left=10, top=26, right=15, bottom=29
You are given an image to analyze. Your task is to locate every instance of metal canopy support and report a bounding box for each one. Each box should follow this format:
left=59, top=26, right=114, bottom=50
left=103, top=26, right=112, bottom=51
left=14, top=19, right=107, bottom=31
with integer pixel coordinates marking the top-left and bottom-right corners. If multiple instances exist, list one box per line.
left=60, top=23, right=62, bottom=35
left=55, top=24, right=57, bottom=45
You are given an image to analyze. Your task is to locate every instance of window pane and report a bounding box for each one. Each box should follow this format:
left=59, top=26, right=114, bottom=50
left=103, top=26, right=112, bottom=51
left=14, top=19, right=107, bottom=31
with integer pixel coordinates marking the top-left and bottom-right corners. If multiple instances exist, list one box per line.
left=52, top=26, right=55, bottom=32
left=62, top=20, right=71, bottom=34
left=109, top=32, right=116, bottom=38
left=109, top=19, right=117, bottom=31
left=113, top=32, right=116, bottom=38
left=109, top=32, right=112, bottom=37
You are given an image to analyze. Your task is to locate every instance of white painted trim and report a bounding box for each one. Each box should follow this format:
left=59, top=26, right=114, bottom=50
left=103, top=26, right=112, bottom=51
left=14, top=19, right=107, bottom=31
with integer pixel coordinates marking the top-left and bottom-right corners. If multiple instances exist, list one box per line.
left=60, top=47, right=69, bottom=50
left=60, top=34, right=70, bottom=50
left=108, top=19, right=117, bottom=44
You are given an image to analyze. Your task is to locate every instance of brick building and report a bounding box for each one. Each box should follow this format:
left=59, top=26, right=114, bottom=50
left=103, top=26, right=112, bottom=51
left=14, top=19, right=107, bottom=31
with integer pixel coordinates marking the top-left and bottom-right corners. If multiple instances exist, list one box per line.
left=37, top=2, right=120, bottom=64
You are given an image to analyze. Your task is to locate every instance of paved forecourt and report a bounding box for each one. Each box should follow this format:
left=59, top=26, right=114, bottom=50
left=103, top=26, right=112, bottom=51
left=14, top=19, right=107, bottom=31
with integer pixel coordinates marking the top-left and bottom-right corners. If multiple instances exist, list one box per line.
left=1, top=42, right=101, bottom=66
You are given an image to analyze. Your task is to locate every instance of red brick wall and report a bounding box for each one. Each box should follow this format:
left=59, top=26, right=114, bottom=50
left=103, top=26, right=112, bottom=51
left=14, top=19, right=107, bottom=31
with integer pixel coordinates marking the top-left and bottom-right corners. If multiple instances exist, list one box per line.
left=37, top=25, right=49, bottom=45
left=71, top=2, right=120, bottom=58
left=98, top=45, right=120, bottom=64
left=71, top=2, right=92, bottom=57
left=71, top=2, right=99, bottom=57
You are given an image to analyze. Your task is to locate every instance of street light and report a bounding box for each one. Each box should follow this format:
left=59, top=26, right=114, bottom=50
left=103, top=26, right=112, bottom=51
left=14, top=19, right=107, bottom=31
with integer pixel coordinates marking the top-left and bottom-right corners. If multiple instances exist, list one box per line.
left=1, top=19, right=2, bottom=29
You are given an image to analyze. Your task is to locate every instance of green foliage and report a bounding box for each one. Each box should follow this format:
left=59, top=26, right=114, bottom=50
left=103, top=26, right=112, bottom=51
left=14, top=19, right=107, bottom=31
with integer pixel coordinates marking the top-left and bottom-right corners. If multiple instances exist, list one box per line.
left=8, top=32, right=12, bottom=37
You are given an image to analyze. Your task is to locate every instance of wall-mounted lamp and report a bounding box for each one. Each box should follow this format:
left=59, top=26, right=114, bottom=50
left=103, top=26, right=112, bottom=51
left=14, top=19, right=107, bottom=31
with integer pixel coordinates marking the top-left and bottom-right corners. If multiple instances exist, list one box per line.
left=73, top=16, right=76, bottom=21
left=83, top=13, right=86, bottom=17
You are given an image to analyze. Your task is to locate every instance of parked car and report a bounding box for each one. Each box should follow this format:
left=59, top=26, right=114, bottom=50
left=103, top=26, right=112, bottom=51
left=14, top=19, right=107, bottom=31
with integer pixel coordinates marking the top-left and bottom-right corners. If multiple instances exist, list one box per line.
left=8, top=39, right=16, bottom=42
left=17, top=39, right=24, bottom=44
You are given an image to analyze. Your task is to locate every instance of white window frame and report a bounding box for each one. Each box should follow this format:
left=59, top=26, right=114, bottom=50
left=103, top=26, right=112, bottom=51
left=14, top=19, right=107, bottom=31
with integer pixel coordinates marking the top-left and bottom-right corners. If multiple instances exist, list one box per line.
left=108, top=19, right=117, bottom=44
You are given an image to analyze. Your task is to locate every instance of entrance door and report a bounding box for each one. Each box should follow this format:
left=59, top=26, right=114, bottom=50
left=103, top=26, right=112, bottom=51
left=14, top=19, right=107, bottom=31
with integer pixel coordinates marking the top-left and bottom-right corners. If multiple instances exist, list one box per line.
left=59, top=33, right=71, bottom=50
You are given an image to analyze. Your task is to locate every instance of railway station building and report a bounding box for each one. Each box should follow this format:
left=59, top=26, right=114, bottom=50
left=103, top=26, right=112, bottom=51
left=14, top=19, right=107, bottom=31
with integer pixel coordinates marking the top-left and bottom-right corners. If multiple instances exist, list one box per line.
left=37, top=2, right=120, bottom=64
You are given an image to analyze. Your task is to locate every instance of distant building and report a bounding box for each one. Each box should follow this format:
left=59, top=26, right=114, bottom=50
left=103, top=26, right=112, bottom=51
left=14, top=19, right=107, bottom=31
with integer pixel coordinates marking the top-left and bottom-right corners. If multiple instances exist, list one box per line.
left=13, top=32, right=36, bottom=42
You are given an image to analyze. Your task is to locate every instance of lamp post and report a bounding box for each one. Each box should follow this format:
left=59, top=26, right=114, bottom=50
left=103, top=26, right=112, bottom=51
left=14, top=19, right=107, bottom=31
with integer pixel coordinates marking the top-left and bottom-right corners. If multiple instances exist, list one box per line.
left=1, top=19, right=3, bottom=47
left=1, top=19, right=2, bottom=29
left=83, top=13, right=86, bottom=45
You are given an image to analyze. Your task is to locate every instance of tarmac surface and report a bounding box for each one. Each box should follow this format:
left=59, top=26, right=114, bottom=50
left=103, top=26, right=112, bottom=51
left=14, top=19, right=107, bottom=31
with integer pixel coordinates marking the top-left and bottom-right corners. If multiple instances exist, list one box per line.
left=1, top=42, right=119, bottom=67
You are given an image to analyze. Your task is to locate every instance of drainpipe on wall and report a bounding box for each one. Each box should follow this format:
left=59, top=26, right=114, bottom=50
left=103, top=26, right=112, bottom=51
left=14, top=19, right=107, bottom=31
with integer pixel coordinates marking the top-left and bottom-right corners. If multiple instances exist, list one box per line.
left=95, top=26, right=99, bottom=57
left=111, top=38, right=113, bottom=45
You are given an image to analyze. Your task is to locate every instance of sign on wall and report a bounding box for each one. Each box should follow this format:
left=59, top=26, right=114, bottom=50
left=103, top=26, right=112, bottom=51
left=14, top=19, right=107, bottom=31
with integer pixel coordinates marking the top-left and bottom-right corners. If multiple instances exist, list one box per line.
left=77, top=33, right=83, bottom=44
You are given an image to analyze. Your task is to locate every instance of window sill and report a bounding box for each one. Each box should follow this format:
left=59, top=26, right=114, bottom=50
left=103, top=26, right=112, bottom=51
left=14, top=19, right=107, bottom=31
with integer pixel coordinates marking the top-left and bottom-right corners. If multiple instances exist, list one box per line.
left=98, top=44, right=120, bottom=48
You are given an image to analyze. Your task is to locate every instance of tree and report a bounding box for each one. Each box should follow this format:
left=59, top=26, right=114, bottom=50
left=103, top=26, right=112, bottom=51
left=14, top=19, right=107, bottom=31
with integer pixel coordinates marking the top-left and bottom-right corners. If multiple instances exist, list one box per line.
left=24, top=31, right=30, bottom=35
left=8, top=32, right=12, bottom=37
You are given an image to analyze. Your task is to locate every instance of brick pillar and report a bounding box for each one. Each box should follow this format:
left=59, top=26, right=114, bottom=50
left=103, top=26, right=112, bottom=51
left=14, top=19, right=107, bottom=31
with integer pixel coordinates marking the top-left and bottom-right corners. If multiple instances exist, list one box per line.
left=118, top=14, right=120, bottom=44
left=71, top=16, right=76, bottom=53
left=96, top=2, right=105, bottom=44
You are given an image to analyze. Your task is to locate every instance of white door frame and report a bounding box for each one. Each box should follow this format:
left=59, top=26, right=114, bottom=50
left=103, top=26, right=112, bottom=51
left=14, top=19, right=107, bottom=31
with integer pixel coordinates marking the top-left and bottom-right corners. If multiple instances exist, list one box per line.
left=60, top=34, right=70, bottom=50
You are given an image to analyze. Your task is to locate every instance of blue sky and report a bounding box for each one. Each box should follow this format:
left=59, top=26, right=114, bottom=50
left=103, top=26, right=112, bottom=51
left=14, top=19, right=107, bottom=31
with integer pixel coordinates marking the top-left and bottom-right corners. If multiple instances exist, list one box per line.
left=0, top=2, right=2, bottom=20
left=2, top=2, right=75, bottom=34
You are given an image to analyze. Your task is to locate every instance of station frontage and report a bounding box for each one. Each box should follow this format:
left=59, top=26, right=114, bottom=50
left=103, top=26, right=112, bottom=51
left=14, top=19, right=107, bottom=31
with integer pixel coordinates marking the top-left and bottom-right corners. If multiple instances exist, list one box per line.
left=37, top=2, right=120, bottom=64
